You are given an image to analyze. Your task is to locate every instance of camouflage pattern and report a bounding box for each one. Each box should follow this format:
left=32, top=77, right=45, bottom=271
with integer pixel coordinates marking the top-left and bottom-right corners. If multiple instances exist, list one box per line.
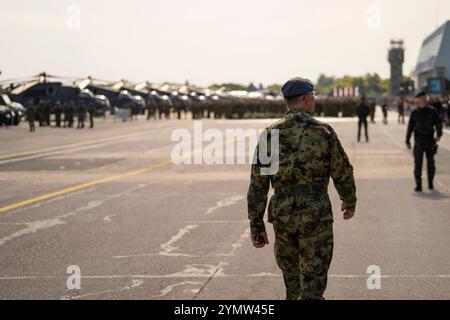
left=247, top=108, right=356, bottom=300
left=274, top=220, right=333, bottom=300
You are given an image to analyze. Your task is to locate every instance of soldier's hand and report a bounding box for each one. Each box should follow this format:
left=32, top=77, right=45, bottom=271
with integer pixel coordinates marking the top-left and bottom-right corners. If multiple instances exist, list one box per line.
left=342, top=207, right=355, bottom=220
left=251, top=232, right=269, bottom=248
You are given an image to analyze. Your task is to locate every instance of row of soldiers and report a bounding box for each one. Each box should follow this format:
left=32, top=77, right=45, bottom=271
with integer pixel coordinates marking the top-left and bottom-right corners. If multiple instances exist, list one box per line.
left=144, top=94, right=191, bottom=120
left=25, top=100, right=96, bottom=132
left=144, top=96, right=292, bottom=120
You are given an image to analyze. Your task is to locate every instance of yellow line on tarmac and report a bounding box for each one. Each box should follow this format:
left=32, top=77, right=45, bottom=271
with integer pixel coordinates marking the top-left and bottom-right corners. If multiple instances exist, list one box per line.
left=0, top=159, right=172, bottom=214
left=0, top=130, right=156, bottom=161
left=0, top=134, right=246, bottom=214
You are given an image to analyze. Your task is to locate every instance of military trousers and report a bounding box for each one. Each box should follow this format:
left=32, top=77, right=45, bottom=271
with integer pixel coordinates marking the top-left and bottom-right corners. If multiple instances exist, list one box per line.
left=28, top=120, right=35, bottom=132
left=357, top=118, right=368, bottom=142
left=413, top=142, right=436, bottom=186
left=273, top=220, right=333, bottom=300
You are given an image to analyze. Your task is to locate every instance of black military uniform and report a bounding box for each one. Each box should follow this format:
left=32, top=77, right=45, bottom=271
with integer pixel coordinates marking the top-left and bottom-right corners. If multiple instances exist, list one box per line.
left=87, top=102, right=96, bottom=128
left=355, top=98, right=370, bottom=142
left=406, top=92, right=443, bottom=191
left=381, top=102, right=388, bottom=124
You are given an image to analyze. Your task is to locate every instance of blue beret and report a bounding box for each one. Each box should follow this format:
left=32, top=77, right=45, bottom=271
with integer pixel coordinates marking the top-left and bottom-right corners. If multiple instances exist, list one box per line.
left=281, top=77, right=315, bottom=100
left=415, top=91, right=427, bottom=98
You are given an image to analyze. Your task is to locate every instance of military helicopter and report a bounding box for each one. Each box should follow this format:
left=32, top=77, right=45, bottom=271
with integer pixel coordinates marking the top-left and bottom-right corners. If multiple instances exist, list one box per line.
left=83, top=78, right=146, bottom=115
left=0, top=93, right=26, bottom=126
left=2, top=73, right=110, bottom=116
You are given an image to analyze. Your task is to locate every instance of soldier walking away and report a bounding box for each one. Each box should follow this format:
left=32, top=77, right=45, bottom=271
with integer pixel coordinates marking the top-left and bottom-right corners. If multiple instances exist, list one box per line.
left=355, top=97, right=370, bottom=142
left=398, top=96, right=405, bottom=124
left=247, top=77, right=357, bottom=300
left=54, top=100, right=63, bottom=127
left=87, top=102, right=96, bottom=128
left=406, top=92, right=443, bottom=192
left=381, top=100, right=389, bottom=125
left=25, top=102, right=36, bottom=132
left=77, top=100, right=87, bottom=129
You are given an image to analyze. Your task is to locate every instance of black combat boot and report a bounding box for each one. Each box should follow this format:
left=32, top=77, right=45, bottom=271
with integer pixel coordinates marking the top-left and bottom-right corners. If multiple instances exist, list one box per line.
left=415, top=179, right=422, bottom=192
left=428, top=175, right=434, bottom=190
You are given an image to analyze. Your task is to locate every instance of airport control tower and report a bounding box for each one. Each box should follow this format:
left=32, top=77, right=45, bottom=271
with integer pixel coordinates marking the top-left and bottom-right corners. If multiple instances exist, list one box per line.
left=388, top=40, right=405, bottom=96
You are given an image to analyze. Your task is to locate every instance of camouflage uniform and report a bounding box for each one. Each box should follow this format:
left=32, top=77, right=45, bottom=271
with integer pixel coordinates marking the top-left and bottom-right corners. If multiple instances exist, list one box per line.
left=247, top=109, right=357, bottom=300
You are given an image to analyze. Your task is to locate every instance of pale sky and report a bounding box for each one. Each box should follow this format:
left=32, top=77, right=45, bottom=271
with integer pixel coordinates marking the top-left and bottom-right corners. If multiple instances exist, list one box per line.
left=1, top=0, right=449, bottom=86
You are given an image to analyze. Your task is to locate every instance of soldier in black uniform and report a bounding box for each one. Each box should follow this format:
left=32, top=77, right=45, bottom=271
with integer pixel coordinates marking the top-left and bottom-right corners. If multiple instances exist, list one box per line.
left=381, top=100, right=389, bottom=124
left=406, top=92, right=443, bottom=192
left=87, top=102, right=96, bottom=128
left=355, top=97, right=370, bottom=142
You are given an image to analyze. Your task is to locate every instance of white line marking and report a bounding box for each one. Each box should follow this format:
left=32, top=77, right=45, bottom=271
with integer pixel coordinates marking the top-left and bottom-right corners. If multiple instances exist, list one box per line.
left=185, top=220, right=248, bottom=224
left=205, top=195, right=245, bottom=215
left=0, top=219, right=65, bottom=247
left=0, top=184, right=147, bottom=247
left=214, top=228, right=250, bottom=257
left=60, top=279, right=144, bottom=300
left=114, top=226, right=250, bottom=259
left=103, top=214, right=115, bottom=222
left=2, top=273, right=450, bottom=281
left=160, top=224, right=199, bottom=256
left=151, top=281, right=203, bottom=298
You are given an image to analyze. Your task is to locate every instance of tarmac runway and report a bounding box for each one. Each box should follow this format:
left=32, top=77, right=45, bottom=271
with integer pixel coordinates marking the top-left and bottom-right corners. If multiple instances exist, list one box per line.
left=0, top=110, right=449, bottom=299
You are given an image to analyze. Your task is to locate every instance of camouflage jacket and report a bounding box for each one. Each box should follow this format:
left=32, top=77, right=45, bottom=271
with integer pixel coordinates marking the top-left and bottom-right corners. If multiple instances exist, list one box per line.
left=247, top=109, right=357, bottom=234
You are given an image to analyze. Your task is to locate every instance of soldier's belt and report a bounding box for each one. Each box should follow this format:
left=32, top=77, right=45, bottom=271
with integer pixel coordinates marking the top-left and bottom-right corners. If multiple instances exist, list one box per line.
left=274, top=183, right=328, bottom=196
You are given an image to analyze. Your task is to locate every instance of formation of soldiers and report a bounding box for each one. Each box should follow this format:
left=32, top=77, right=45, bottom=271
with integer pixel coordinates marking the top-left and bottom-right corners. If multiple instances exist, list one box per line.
left=144, top=95, right=367, bottom=121
left=22, top=92, right=450, bottom=138
left=25, top=100, right=97, bottom=132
